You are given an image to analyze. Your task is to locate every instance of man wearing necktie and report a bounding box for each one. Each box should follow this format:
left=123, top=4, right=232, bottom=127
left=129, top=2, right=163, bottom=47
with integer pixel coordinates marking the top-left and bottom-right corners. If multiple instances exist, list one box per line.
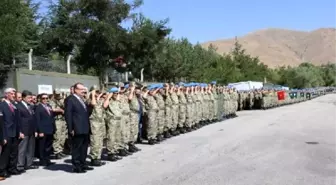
left=0, top=88, right=22, bottom=180
left=35, top=93, right=56, bottom=166
left=65, top=83, right=92, bottom=173
left=16, top=90, right=38, bottom=171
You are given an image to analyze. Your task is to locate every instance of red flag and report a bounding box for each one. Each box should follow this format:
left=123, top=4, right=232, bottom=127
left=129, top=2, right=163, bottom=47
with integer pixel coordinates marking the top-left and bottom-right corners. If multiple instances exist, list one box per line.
left=277, top=91, right=285, bottom=100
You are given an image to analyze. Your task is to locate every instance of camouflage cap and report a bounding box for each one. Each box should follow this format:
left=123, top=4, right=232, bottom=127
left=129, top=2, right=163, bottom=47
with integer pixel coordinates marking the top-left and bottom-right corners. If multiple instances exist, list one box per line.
left=54, top=89, right=61, bottom=94
left=90, top=85, right=99, bottom=92
left=129, top=81, right=136, bottom=87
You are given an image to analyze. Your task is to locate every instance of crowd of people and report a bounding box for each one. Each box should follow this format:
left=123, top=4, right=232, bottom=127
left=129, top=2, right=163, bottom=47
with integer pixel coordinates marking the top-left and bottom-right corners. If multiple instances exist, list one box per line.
left=0, top=81, right=322, bottom=181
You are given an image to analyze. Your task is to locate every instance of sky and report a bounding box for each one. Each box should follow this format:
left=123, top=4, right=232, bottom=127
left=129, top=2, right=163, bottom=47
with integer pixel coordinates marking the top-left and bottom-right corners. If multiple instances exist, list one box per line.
left=37, top=0, right=336, bottom=44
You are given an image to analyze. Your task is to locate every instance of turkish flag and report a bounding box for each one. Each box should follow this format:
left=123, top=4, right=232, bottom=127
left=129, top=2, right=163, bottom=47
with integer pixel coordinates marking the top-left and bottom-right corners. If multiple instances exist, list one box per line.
left=277, top=91, right=285, bottom=100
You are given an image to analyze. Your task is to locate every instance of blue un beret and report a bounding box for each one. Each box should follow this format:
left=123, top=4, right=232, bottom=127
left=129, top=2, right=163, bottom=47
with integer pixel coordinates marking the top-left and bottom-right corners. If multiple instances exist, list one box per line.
left=109, top=87, right=119, bottom=93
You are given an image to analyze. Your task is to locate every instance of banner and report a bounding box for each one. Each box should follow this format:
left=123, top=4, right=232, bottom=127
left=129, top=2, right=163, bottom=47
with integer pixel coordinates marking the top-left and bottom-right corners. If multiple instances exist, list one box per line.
left=38, top=85, right=53, bottom=94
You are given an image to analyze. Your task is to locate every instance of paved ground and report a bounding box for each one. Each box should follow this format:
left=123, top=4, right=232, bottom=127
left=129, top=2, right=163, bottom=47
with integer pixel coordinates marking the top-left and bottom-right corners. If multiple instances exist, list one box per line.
left=3, top=94, right=336, bottom=185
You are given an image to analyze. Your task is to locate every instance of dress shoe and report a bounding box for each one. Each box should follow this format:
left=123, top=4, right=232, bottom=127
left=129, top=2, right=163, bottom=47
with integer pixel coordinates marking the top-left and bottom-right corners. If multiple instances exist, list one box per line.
left=83, top=166, right=94, bottom=171
left=25, top=165, right=39, bottom=170
left=8, top=169, right=22, bottom=175
left=40, top=161, right=55, bottom=167
left=72, top=168, right=86, bottom=173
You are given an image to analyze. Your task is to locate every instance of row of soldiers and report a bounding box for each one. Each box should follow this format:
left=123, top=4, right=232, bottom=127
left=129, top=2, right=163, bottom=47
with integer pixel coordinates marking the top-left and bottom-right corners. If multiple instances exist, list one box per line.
left=46, top=82, right=326, bottom=166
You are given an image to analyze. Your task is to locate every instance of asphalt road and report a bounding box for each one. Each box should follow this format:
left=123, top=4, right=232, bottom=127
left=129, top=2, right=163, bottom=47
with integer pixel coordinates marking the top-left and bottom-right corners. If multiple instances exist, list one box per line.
left=3, top=94, right=336, bottom=185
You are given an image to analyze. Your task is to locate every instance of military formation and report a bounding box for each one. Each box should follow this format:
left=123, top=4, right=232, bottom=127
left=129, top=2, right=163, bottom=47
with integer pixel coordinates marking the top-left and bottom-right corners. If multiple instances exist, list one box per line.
left=0, top=80, right=330, bottom=180
left=43, top=82, right=328, bottom=167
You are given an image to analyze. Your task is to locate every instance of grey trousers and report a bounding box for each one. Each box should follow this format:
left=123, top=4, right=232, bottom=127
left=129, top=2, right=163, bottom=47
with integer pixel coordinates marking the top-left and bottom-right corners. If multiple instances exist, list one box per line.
left=17, top=135, right=35, bottom=170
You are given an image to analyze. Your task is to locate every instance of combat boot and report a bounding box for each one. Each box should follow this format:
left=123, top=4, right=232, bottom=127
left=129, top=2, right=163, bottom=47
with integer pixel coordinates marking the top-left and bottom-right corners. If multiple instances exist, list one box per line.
left=107, top=154, right=120, bottom=162
left=156, top=134, right=164, bottom=142
left=117, top=149, right=128, bottom=157
left=179, top=127, right=187, bottom=134
left=164, top=131, right=172, bottom=138
left=129, top=143, right=141, bottom=152
left=148, top=138, right=156, bottom=145
left=90, top=159, right=106, bottom=166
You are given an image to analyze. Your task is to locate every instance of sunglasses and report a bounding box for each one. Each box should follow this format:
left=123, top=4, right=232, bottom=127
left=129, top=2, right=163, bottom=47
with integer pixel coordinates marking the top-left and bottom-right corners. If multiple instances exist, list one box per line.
left=41, top=97, right=49, bottom=100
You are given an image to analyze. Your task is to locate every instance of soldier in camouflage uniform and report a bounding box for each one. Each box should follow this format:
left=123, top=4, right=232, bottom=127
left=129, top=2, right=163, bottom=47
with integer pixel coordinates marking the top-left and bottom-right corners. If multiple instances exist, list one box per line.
left=51, top=90, right=67, bottom=159
left=154, top=85, right=165, bottom=142
left=195, top=85, right=203, bottom=126
left=185, top=85, right=193, bottom=132
left=104, top=88, right=123, bottom=161
left=143, top=85, right=159, bottom=145
left=163, top=83, right=173, bottom=138
left=127, top=82, right=141, bottom=152
left=190, top=85, right=198, bottom=128
left=118, top=83, right=132, bottom=155
left=177, top=83, right=187, bottom=133
left=170, top=83, right=180, bottom=134
left=87, top=87, right=106, bottom=166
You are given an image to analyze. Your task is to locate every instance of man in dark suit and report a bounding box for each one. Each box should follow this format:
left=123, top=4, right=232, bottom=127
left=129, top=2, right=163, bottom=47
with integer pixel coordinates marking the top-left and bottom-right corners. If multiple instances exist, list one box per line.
left=35, top=93, right=55, bottom=166
left=16, top=90, right=38, bottom=171
left=0, top=111, right=4, bottom=181
left=65, top=83, right=93, bottom=173
left=0, top=88, right=22, bottom=180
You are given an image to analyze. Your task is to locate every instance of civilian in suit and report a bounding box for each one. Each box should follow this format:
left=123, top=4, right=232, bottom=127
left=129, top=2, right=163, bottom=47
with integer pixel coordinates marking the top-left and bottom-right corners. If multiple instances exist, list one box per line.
left=15, top=92, right=22, bottom=104
left=63, top=86, right=74, bottom=155
left=65, top=83, right=93, bottom=173
left=0, top=111, right=4, bottom=181
left=17, top=90, right=38, bottom=171
left=0, top=88, right=22, bottom=180
left=35, top=93, right=55, bottom=166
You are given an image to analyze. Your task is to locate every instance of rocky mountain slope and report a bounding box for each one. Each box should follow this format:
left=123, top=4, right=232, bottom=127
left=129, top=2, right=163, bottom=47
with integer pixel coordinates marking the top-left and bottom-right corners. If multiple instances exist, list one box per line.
left=201, top=28, right=336, bottom=67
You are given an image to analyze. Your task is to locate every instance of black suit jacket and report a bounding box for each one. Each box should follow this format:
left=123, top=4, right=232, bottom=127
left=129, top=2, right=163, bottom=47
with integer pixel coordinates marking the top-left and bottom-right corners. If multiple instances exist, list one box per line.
left=17, top=102, right=36, bottom=136
left=64, top=95, right=90, bottom=135
left=0, top=101, right=20, bottom=139
left=35, top=103, right=56, bottom=135
left=0, top=111, right=4, bottom=143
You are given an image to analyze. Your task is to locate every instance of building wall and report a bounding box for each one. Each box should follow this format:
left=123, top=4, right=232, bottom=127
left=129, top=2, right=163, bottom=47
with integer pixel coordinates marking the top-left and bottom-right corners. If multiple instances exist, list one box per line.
left=14, top=69, right=99, bottom=94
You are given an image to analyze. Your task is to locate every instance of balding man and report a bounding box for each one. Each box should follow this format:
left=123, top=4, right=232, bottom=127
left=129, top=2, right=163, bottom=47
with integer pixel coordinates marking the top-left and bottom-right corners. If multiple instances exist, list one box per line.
left=0, top=88, right=23, bottom=180
left=65, top=83, right=92, bottom=173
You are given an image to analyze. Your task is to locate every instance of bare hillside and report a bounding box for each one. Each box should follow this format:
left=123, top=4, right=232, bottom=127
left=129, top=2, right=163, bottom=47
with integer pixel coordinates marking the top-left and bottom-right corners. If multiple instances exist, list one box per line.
left=201, top=28, right=336, bottom=67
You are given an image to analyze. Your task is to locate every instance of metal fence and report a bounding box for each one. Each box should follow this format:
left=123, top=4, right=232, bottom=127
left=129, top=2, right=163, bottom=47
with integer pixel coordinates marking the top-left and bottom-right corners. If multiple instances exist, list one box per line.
left=14, top=54, right=80, bottom=74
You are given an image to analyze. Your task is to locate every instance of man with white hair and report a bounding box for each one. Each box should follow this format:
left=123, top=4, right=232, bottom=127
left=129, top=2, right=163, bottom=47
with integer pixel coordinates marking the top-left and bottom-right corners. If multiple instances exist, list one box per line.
left=0, top=88, right=23, bottom=180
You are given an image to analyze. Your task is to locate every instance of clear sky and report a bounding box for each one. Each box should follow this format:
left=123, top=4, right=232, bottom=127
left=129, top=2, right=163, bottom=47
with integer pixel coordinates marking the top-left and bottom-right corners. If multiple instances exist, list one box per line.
left=37, top=0, right=336, bottom=44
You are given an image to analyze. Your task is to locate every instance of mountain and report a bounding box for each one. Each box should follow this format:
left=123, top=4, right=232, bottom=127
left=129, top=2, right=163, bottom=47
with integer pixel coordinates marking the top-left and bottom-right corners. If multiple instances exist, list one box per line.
left=201, top=28, right=336, bottom=68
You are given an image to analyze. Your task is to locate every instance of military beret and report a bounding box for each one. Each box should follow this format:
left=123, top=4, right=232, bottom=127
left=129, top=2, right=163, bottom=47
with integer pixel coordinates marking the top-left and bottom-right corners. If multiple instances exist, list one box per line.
left=169, top=82, right=175, bottom=86
left=109, top=87, right=119, bottom=93
left=211, top=81, right=217, bottom=85
left=124, top=84, right=129, bottom=88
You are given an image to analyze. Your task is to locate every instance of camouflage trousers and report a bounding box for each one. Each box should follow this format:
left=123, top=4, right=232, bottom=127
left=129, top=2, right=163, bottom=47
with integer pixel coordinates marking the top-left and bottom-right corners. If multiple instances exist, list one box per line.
left=196, top=101, right=202, bottom=123
left=210, top=101, right=216, bottom=120
left=185, top=104, right=193, bottom=128
left=146, top=110, right=158, bottom=140
left=129, top=112, right=139, bottom=143
left=191, top=103, right=196, bottom=125
left=178, top=104, right=186, bottom=128
left=53, top=120, right=67, bottom=154
left=171, top=105, right=179, bottom=130
left=157, top=109, right=165, bottom=134
left=106, top=118, right=123, bottom=154
left=223, top=100, right=229, bottom=115
left=213, top=100, right=218, bottom=120
left=122, top=115, right=131, bottom=146
left=201, top=101, right=208, bottom=120
left=165, top=107, right=172, bottom=131
left=89, top=119, right=105, bottom=160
